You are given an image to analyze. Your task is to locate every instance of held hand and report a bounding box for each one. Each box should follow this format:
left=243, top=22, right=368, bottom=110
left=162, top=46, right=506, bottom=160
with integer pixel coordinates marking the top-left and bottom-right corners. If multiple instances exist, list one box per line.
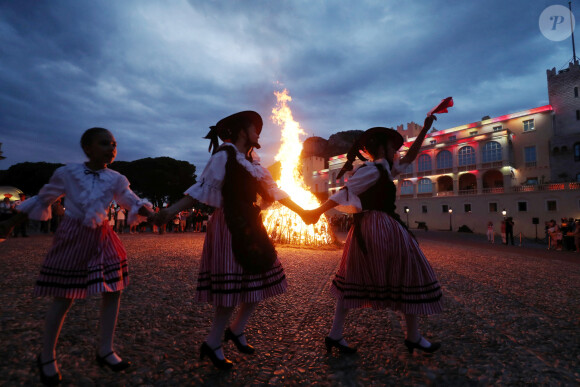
left=301, top=209, right=321, bottom=225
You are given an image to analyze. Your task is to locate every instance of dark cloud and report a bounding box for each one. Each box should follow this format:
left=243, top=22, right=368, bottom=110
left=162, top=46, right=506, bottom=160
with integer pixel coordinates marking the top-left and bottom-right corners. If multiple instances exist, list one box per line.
left=0, top=0, right=572, bottom=173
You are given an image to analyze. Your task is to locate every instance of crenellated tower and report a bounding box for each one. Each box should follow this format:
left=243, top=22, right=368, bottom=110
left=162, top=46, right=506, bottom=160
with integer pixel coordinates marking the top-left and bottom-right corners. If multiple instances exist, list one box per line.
left=546, top=61, right=580, bottom=181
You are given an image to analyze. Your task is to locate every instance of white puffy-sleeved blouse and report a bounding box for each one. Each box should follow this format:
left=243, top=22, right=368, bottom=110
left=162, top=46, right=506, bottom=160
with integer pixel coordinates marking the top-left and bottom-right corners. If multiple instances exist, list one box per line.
left=17, top=164, right=151, bottom=228
left=185, top=143, right=288, bottom=208
left=329, top=159, right=409, bottom=213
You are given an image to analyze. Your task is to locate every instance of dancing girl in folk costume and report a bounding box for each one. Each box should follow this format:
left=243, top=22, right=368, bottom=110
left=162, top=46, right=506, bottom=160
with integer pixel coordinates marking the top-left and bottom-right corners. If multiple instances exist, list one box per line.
left=305, top=98, right=453, bottom=355
left=0, top=128, right=155, bottom=386
left=156, top=111, right=309, bottom=370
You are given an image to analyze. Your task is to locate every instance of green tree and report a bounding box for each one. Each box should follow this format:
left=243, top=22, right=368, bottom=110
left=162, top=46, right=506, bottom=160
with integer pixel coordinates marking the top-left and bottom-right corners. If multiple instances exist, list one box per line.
left=110, top=157, right=196, bottom=208
left=0, top=162, right=64, bottom=194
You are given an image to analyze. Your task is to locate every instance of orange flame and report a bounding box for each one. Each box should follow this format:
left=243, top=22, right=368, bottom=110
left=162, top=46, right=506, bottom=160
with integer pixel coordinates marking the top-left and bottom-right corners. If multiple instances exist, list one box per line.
left=262, top=89, right=334, bottom=245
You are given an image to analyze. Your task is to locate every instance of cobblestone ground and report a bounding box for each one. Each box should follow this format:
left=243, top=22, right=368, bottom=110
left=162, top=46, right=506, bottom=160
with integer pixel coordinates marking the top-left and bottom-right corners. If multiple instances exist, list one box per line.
left=0, top=231, right=578, bottom=386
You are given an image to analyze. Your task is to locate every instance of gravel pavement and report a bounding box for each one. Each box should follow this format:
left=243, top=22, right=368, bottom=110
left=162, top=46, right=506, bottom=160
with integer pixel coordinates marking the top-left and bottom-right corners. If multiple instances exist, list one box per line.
left=0, top=231, right=578, bottom=386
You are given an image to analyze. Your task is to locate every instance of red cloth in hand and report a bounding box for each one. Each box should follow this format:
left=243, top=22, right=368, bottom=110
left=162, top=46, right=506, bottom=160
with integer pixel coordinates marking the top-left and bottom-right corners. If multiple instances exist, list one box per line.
left=427, top=97, right=454, bottom=116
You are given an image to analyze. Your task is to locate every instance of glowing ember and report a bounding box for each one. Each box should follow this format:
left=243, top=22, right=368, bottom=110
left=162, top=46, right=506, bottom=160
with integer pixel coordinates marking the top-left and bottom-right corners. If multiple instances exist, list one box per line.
left=262, top=89, right=334, bottom=245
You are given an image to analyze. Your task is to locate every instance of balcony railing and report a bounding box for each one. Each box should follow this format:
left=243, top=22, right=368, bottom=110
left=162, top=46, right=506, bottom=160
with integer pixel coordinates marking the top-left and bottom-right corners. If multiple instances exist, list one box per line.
left=458, top=189, right=477, bottom=195
left=395, top=182, right=579, bottom=198
left=511, top=183, right=579, bottom=192
left=435, top=168, right=453, bottom=174
left=457, top=164, right=477, bottom=172
left=481, top=161, right=504, bottom=169
left=482, top=187, right=505, bottom=194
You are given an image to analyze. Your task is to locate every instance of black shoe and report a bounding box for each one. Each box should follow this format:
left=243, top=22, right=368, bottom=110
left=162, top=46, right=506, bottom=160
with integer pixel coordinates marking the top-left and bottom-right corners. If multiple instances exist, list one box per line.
left=404, top=336, right=441, bottom=354
left=224, top=327, right=255, bottom=354
left=200, top=342, right=233, bottom=370
left=324, top=336, right=357, bottom=354
left=37, top=355, right=62, bottom=386
left=96, top=351, right=131, bottom=372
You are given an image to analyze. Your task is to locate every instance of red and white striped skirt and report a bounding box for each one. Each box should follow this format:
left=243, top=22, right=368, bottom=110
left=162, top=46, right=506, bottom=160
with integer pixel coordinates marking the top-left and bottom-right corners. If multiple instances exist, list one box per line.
left=196, top=208, right=287, bottom=307
left=34, top=216, right=129, bottom=299
left=330, top=211, right=443, bottom=315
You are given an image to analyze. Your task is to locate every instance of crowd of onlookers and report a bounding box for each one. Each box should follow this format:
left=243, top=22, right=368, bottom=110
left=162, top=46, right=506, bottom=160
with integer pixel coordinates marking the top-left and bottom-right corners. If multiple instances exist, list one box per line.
left=1, top=194, right=210, bottom=238
left=545, top=217, right=580, bottom=252
left=107, top=203, right=210, bottom=235
left=2, top=193, right=580, bottom=252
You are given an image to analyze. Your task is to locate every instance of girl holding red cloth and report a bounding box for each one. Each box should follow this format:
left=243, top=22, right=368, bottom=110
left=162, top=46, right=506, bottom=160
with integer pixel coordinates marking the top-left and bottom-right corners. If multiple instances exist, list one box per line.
left=306, top=98, right=452, bottom=355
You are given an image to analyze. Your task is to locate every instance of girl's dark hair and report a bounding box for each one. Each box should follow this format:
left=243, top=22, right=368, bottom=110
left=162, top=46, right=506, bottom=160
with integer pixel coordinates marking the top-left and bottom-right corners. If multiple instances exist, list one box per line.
left=80, top=127, right=110, bottom=148
left=205, top=115, right=254, bottom=154
left=363, top=133, right=391, bottom=159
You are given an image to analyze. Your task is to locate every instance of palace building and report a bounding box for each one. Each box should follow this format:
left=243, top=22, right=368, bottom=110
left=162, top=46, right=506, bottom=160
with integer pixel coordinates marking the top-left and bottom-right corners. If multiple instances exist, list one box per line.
left=303, top=62, right=580, bottom=237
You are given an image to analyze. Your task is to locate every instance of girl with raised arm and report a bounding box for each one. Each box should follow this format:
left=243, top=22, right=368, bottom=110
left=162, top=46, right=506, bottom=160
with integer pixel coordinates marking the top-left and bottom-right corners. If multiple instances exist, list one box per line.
left=306, top=98, right=452, bottom=355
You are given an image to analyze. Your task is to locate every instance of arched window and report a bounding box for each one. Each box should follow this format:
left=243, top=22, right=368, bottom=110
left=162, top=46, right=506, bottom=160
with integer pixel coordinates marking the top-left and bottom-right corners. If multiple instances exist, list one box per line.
left=458, top=146, right=476, bottom=166
left=401, top=180, right=414, bottom=195
left=417, top=178, right=433, bottom=193
left=403, top=163, right=413, bottom=174
left=575, top=143, right=580, bottom=161
left=417, top=154, right=432, bottom=172
left=481, top=141, right=502, bottom=163
left=436, top=150, right=453, bottom=169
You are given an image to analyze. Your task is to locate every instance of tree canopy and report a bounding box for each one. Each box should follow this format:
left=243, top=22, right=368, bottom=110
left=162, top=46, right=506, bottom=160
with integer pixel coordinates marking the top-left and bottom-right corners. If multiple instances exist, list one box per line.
left=0, top=157, right=197, bottom=208
left=110, top=157, right=196, bottom=208
left=0, top=162, right=64, bottom=195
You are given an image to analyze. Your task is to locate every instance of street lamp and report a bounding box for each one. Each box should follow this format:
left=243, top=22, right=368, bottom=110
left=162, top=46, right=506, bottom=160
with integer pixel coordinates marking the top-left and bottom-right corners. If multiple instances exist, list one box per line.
left=405, top=207, right=410, bottom=227
left=448, top=208, right=453, bottom=231
left=502, top=209, right=507, bottom=219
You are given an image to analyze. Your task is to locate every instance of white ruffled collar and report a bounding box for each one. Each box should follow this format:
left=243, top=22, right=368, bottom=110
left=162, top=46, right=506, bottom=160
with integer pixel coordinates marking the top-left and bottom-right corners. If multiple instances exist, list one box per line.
left=67, top=163, right=118, bottom=227
left=364, top=159, right=394, bottom=179
left=221, top=143, right=267, bottom=180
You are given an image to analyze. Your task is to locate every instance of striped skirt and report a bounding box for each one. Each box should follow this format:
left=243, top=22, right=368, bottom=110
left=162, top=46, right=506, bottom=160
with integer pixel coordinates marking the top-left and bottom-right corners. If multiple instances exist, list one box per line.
left=330, top=211, right=443, bottom=315
left=196, top=208, right=287, bottom=307
left=34, top=216, right=129, bottom=299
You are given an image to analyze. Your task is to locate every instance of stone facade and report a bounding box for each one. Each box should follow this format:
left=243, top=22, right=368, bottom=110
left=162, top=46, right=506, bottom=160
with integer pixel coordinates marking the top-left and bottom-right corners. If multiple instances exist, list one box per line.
left=547, top=61, right=580, bottom=182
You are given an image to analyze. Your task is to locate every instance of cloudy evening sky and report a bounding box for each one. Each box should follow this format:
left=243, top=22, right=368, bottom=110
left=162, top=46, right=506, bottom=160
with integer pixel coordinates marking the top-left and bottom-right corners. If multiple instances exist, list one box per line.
left=0, top=0, right=576, bottom=173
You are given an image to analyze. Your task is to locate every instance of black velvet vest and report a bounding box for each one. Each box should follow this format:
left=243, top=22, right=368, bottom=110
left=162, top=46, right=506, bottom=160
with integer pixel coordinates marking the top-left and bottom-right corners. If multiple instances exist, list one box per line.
left=353, top=163, right=412, bottom=255
left=219, top=145, right=277, bottom=274
left=358, top=163, right=397, bottom=215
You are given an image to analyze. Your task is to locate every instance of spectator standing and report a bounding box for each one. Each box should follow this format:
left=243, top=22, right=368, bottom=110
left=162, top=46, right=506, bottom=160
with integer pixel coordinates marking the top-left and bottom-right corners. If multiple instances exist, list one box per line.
left=501, top=220, right=507, bottom=244
left=505, top=217, right=514, bottom=245
left=573, top=220, right=580, bottom=253
left=194, top=209, right=202, bottom=232
left=172, top=212, right=181, bottom=232
left=0, top=197, right=13, bottom=222
left=108, top=204, right=116, bottom=230
left=116, top=207, right=126, bottom=234
left=547, top=220, right=562, bottom=250
left=180, top=210, right=188, bottom=232
left=486, top=221, right=494, bottom=243
left=13, top=194, right=29, bottom=237
left=51, top=198, right=65, bottom=233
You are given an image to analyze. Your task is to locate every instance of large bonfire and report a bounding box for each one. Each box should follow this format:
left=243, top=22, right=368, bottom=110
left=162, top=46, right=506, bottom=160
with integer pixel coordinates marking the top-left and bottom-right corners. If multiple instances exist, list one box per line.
left=262, top=89, right=334, bottom=246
